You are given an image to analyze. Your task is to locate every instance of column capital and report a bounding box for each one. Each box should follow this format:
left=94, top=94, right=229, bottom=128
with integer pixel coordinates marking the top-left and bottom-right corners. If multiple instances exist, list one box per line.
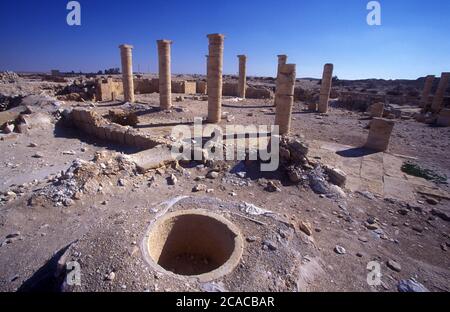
left=157, top=39, right=173, bottom=45
left=207, top=33, right=225, bottom=39
left=237, top=55, right=247, bottom=59
left=119, top=44, right=134, bottom=49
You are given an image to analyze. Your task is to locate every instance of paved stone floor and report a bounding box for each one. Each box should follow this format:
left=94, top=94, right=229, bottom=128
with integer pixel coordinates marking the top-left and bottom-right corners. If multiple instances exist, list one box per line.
left=308, top=140, right=448, bottom=202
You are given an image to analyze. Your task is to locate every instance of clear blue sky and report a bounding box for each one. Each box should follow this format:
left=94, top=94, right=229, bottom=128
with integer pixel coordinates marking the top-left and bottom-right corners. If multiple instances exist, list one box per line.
left=0, top=0, right=449, bottom=79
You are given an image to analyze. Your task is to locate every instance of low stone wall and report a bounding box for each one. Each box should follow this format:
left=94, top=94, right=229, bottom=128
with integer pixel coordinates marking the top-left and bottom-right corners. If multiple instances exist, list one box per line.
left=196, top=81, right=207, bottom=94
left=96, top=78, right=124, bottom=101
left=246, top=87, right=273, bottom=99
left=70, top=108, right=165, bottom=149
left=172, top=81, right=196, bottom=94
left=222, top=83, right=238, bottom=96
left=134, top=78, right=153, bottom=94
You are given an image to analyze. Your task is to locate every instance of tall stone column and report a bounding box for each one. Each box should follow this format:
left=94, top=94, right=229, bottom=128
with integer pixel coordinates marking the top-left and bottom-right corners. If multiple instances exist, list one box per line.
left=275, top=64, right=296, bottom=135
left=119, top=44, right=135, bottom=103
left=431, top=72, right=450, bottom=113
left=318, top=63, right=334, bottom=113
left=157, top=40, right=172, bottom=110
left=237, top=55, right=247, bottom=98
left=275, top=55, right=287, bottom=107
left=207, top=34, right=225, bottom=123
left=420, top=75, right=435, bottom=108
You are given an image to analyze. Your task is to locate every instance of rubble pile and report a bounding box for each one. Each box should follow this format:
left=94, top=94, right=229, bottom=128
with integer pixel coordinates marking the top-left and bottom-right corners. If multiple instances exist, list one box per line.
left=0, top=71, right=20, bottom=84
left=56, top=79, right=97, bottom=102
left=280, top=136, right=347, bottom=197
left=28, top=152, right=135, bottom=207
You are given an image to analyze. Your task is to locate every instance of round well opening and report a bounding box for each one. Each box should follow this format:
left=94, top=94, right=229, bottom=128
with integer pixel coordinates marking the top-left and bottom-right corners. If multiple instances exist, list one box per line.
left=146, top=210, right=242, bottom=278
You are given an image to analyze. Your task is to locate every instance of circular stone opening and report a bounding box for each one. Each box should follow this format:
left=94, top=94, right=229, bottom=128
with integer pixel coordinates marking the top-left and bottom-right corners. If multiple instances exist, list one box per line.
left=145, top=210, right=243, bottom=281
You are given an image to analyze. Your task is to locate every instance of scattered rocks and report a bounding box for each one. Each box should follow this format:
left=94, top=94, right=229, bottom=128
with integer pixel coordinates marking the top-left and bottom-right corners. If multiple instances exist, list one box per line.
left=192, top=184, right=207, bottom=192
left=206, top=171, right=219, bottom=179
left=298, top=220, right=313, bottom=236
left=387, top=260, right=402, bottom=272
left=397, top=279, right=429, bottom=292
left=412, top=226, right=424, bottom=233
left=118, top=179, right=126, bottom=187
left=425, top=197, right=439, bottom=205
left=325, top=166, right=347, bottom=187
left=32, top=152, right=44, bottom=158
left=168, top=174, right=177, bottom=185
left=105, top=271, right=116, bottom=281
left=334, top=245, right=346, bottom=255
left=246, top=236, right=257, bottom=243
left=431, top=208, right=450, bottom=222
left=262, top=240, right=277, bottom=251
left=265, top=181, right=281, bottom=193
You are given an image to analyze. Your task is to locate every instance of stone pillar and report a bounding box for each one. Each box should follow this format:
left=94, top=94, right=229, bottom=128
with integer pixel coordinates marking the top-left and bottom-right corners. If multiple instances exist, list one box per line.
left=275, top=55, right=287, bottom=107
left=318, top=63, right=334, bottom=113
left=431, top=72, right=450, bottom=113
left=119, top=44, right=135, bottom=103
left=364, top=118, right=395, bottom=152
left=275, top=64, right=296, bottom=135
left=157, top=40, right=173, bottom=110
left=207, top=34, right=225, bottom=123
left=369, top=102, right=384, bottom=118
left=420, top=75, right=435, bottom=108
left=237, top=55, right=247, bottom=98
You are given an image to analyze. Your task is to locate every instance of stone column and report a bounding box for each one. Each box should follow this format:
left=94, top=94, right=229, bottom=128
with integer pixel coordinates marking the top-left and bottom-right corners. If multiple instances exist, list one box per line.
left=157, top=40, right=173, bottom=110
left=420, top=75, right=435, bottom=108
left=431, top=72, right=450, bottom=113
left=275, top=64, right=296, bottom=135
left=364, top=118, right=395, bottom=152
left=237, top=55, right=247, bottom=98
left=119, top=44, right=135, bottom=103
left=369, top=102, right=384, bottom=118
left=207, top=34, right=225, bottom=123
left=318, top=63, right=334, bottom=113
left=275, top=55, right=287, bottom=107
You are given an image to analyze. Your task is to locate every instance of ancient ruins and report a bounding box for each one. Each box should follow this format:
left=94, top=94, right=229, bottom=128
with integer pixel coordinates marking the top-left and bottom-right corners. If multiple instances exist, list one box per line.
left=1, top=31, right=449, bottom=294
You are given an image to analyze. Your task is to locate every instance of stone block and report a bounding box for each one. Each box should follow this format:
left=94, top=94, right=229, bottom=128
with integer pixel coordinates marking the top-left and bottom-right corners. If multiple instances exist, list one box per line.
left=365, top=118, right=395, bottom=152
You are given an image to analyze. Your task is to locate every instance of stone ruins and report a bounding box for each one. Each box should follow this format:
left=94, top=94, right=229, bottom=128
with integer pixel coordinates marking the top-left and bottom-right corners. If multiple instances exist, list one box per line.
left=119, top=44, right=135, bottom=103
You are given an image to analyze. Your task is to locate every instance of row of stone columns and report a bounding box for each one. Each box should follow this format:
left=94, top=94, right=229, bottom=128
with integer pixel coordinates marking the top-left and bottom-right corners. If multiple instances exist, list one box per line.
left=119, top=41, right=173, bottom=109
left=420, top=72, right=450, bottom=113
left=431, top=72, right=450, bottom=113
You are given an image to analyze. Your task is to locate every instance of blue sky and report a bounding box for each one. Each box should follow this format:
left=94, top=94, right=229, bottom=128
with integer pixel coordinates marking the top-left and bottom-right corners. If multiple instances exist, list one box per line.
left=0, top=0, right=449, bottom=79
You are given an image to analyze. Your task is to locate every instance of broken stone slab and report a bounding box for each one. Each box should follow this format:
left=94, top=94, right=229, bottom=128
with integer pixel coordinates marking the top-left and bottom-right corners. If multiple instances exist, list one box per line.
left=416, top=185, right=450, bottom=200
left=128, top=145, right=175, bottom=173
left=324, top=166, right=347, bottom=187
